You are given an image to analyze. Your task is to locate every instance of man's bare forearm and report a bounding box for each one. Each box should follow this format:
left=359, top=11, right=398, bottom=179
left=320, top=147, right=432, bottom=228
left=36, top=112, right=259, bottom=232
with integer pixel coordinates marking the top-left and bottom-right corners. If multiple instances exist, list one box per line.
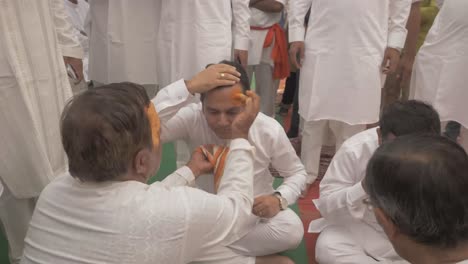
left=404, top=2, right=421, bottom=57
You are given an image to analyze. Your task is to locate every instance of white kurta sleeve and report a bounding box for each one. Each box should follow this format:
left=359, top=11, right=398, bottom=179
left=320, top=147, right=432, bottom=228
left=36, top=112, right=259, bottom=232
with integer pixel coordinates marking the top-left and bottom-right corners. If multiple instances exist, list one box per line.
left=51, top=0, right=83, bottom=58
left=314, top=147, right=368, bottom=222
left=270, top=125, right=307, bottom=205
left=182, top=139, right=255, bottom=262
left=388, top=0, right=412, bottom=49
left=436, top=0, right=445, bottom=8
left=288, top=0, right=313, bottom=42
left=152, top=79, right=199, bottom=143
left=231, top=0, right=251, bottom=50
left=161, top=166, right=196, bottom=187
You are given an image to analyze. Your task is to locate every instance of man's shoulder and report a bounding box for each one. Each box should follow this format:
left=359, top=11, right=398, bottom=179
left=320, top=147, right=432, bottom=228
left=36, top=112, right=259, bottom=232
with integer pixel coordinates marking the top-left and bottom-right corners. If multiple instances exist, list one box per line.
left=252, top=113, right=283, bottom=131
left=250, top=113, right=284, bottom=140
left=340, top=127, right=379, bottom=154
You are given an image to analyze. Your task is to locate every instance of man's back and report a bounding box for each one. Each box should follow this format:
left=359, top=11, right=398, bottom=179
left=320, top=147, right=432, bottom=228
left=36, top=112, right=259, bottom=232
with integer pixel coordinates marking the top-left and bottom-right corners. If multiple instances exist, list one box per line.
left=22, top=174, right=188, bottom=263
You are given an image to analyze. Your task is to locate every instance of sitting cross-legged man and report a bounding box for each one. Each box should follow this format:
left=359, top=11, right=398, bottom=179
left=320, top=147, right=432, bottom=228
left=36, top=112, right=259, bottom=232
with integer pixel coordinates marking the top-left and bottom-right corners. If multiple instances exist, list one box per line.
left=311, top=100, right=441, bottom=263
left=21, top=78, right=292, bottom=264
left=153, top=61, right=306, bottom=258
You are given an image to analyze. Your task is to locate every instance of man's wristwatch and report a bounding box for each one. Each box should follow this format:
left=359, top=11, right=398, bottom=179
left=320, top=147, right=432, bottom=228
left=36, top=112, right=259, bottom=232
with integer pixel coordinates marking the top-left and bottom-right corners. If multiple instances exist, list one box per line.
left=274, top=192, right=288, bottom=211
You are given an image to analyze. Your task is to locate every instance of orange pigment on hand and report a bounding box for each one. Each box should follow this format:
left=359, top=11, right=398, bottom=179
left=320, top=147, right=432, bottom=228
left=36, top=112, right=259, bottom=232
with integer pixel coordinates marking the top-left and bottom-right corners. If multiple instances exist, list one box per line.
left=230, top=86, right=247, bottom=105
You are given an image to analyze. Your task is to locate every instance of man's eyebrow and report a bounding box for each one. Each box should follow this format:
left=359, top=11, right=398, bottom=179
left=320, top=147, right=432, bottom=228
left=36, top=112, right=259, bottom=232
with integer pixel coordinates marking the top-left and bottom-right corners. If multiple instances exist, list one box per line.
left=205, top=106, right=219, bottom=111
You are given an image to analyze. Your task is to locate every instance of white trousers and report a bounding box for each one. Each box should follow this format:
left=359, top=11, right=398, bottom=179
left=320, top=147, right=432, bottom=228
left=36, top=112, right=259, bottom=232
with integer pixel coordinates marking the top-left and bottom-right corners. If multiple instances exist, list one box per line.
left=247, top=63, right=279, bottom=118
left=315, top=224, right=408, bottom=264
left=301, top=119, right=364, bottom=183
left=229, top=208, right=304, bottom=257
left=190, top=209, right=302, bottom=263
left=0, top=180, right=36, bottom=264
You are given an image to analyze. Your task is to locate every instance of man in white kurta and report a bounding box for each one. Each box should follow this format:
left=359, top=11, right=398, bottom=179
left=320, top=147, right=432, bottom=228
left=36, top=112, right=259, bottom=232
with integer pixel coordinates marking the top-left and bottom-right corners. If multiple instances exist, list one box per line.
left=156, top=0, right=251, bottom=169
left=247, top=0, right=286, bottom=117
left=411, top=0, right=468, bottom=151
left=288, top=0, right=412, bottom=189
left=153, top=71, right=306, bottom=256
left=156, top=0, right=251, bottom=88
left=64, top=0, right=89, bottom=94
left=87, top=0, right=159, bottom=97
left=0, top=1, right=83, bottom=263
left=21, top=81, right=260, bottom=264
left=64, top=0, right=89, bottom=83
left=310, top=100, right=441, bottom=263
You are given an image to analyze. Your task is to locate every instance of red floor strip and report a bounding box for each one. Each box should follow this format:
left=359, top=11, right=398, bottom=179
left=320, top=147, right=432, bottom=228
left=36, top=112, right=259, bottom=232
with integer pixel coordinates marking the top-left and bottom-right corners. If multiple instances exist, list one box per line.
left=298, top=182, right=321, bottom=264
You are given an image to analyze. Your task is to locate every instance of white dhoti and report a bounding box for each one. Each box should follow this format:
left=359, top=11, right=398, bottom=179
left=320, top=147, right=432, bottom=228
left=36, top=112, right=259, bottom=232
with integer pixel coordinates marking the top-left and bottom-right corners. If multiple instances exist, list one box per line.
left=0, top=180, right=36, bottom=264
left=301, top=120, right=364, bottom=183
left=230, top=208, right=304, bottom=256
left=247, top=62, right=279, bottom=118
left=0, top=1, right=80, bottom=262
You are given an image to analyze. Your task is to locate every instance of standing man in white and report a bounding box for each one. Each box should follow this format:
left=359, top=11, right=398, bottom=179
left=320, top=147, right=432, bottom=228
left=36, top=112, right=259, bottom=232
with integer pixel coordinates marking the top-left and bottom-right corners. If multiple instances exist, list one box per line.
left=156, top=0, right=250, bottom=88
left=156, top=0, right=251, bottom=168
left=87, top=0, right=159, bottom=97
left=288, top=0, right=412, bottom=193
left=248, top=0, right=289, bottom=117
left=0, top=0, right=83, bottom=263
left=411, top=0, right=468, bottom=151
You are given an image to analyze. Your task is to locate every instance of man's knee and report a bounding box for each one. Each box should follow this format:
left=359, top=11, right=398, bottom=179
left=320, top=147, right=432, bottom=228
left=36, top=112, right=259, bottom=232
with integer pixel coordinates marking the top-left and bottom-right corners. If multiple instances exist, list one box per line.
left=282, top=212, right=304, bottom=250
left=315, top=225, right=355, bottom=264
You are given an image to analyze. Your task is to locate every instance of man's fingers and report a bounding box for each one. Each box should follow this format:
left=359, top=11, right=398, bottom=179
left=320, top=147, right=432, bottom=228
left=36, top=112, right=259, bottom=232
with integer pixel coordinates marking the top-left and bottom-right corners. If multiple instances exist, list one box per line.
left=245, top=91, right=260, bottom=113
left=381, top=56, right=389, bottom=70
left=215, top=79, right=237, bottom=87
left=299, top=46, right=305, bottom=68
left=253, top=203, right=267, bottom=213
left=222, top=73, right=240, bottom=82
left=389, top=60, right=398, bottom=74
left=290, top=50, right=301, bottom=69
left=217, top=64, right=241, bottom=77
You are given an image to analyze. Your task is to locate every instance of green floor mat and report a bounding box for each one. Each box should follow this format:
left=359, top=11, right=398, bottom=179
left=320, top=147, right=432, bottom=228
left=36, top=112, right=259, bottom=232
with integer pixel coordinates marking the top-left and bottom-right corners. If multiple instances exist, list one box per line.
left=273, top=178, right=308, bottom=264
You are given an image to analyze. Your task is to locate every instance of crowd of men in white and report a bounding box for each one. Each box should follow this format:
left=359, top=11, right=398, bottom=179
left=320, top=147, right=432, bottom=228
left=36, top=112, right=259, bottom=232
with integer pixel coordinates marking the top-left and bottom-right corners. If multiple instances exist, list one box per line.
left=0, top=0, right=467, bottom=263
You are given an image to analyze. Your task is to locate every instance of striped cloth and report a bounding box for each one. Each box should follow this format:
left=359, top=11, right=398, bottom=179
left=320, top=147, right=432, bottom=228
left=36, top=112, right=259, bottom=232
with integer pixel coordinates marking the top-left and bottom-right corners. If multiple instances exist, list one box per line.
left=198, top=145, right=230, bottom=193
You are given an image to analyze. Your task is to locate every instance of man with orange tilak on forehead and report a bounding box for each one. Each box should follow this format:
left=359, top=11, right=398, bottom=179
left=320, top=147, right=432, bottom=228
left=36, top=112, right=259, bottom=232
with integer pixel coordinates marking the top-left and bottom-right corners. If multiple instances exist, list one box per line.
left=153, top=60, right=306, bottom=260
left=21, top=70, right=292, bottom=263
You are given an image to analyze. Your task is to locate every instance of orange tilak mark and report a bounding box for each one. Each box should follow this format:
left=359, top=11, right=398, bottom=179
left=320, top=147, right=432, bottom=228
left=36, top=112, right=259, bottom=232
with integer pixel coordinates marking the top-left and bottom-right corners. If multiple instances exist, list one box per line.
left=146, top=103, right=161, bottom=148
left=231, top=86, right=247, bottom=106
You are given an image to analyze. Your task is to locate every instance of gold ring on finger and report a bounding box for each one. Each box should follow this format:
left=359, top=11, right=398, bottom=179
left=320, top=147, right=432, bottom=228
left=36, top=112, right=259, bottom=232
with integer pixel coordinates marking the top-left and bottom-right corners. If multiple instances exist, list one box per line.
left=220, top=73, right=225, bottom=79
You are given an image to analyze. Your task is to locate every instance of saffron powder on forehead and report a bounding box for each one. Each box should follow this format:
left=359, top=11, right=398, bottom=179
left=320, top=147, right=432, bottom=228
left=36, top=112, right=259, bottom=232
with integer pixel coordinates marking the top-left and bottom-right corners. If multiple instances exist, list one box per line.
left=230, top=86, right=247, bottom=106
left=146, top=103, right=161, bottom=148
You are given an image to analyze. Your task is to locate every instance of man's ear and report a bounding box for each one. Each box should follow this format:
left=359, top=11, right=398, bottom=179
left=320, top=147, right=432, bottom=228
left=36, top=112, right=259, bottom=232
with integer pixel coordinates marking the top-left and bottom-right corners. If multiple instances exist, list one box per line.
left=374, top=207, right=399, bottom=241
left=377, top=127, right=383, bottom=145
left=133, top=148, right=151, bottom=176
